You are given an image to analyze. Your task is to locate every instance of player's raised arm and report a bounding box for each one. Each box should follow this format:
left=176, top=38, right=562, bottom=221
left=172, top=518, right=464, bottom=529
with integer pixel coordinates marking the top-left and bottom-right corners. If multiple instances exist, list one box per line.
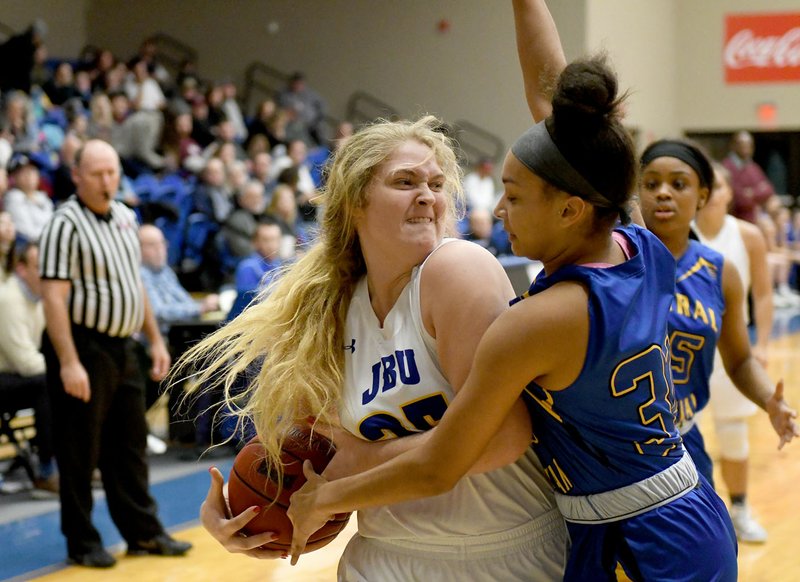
left=513, top=0, right=567, bottom=122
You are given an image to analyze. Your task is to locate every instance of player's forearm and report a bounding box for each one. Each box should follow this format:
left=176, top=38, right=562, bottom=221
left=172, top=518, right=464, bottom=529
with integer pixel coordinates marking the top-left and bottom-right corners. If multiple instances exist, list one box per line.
left=352, top=401, right=529, bottom=476
left=752, top=294, right=774, bottom=352
left=317, top=447, right=456, bottom=515
left=42, top=294, right=79, bottom=366
left=729, top=357, right=775, bottom=411
left=141, top=292, right=167, bottom=348
left=512, top=0, right=566, bottom=122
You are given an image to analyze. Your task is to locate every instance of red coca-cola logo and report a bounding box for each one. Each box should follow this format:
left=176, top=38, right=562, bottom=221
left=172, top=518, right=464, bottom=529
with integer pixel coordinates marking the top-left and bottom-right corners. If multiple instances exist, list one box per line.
left=725, top=13, right=800, bottom=83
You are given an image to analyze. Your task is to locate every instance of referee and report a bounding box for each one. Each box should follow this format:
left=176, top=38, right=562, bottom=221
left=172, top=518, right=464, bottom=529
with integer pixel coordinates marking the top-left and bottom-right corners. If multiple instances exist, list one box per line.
left=39, top=140, right=191, bottom=568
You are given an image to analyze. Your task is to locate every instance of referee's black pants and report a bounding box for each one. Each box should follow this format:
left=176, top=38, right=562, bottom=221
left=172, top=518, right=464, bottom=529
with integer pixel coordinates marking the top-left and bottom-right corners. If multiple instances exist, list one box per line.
left=43, top=326, right=164, bottom=555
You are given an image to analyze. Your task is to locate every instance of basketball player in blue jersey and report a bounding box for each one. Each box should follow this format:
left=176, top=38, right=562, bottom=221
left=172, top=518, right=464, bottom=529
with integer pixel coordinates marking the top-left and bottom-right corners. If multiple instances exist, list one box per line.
left=639, top=142, right=798, bottom=485
left=287, top=3, right=743, bottom=579
left=181, top=117, right=568, bottom=580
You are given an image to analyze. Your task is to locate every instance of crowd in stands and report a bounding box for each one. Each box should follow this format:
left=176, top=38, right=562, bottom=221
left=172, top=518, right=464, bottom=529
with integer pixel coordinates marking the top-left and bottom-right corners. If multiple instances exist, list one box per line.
left=0, top=26, right=348, bottom=301
left=1, top=20, right=799, bottom=492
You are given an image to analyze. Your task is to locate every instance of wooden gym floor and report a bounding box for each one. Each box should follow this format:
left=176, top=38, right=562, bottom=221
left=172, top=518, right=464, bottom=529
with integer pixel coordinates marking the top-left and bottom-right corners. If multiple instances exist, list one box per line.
left=2, top=309, right=798, bottom=581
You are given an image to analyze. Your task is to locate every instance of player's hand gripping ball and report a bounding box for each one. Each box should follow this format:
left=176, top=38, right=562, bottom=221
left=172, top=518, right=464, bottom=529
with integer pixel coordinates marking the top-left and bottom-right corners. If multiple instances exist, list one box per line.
left=227, top=428, right=351, bottom=553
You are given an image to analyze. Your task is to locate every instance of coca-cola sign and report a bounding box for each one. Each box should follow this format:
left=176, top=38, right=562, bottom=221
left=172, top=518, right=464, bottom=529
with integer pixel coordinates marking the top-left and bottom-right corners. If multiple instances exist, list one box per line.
left=725, top=13, right=800, bottom=83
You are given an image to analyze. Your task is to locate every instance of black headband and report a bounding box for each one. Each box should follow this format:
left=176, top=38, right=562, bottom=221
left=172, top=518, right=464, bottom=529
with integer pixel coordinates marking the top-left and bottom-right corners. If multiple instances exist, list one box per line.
left=640, top=141, right=713, bottom=190
left=511, top=121, right=630, bottom=223
left=511, top=121, right=609, bottom=205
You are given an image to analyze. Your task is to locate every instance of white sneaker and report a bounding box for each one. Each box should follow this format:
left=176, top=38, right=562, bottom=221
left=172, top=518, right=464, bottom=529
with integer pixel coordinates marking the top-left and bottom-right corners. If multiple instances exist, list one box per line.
left=146, top=434, right=168, bottom=455
left=777, top=286, right=800, bottom=307
left=730, top=503, right=768, bottom=543
left=773, top=291, right=792, bottom=309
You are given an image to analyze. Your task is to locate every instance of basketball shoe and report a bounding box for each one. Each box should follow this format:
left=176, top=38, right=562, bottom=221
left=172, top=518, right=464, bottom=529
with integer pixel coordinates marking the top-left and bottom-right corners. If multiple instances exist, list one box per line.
left=730, top=503, right=767, bottom=543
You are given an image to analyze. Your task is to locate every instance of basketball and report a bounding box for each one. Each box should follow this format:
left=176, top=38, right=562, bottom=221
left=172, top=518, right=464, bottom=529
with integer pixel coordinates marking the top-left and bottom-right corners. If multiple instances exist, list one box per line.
left=227, top=427, right=351, bottom=553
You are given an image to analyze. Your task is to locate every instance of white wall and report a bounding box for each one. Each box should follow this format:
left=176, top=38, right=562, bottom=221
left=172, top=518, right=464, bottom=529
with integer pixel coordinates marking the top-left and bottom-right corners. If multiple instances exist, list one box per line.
left=676, top=0, right=800, bottom=132
left=86, top=0, right=561, bottom=157
left=586, top=0, right=678, bottom=146
left=0, top=0, right=88, bottom=59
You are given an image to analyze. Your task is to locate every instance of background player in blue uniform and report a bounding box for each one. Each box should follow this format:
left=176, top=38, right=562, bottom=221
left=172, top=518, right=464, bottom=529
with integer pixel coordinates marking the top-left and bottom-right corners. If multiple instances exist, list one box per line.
left=288, top=2, right=742, bottom=579
left=639, top=140, right=798, bottom=485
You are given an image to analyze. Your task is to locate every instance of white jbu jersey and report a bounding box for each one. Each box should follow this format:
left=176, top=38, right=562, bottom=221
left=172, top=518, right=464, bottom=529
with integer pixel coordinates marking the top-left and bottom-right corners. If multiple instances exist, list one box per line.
left=337, top=240, right=557, bottom=540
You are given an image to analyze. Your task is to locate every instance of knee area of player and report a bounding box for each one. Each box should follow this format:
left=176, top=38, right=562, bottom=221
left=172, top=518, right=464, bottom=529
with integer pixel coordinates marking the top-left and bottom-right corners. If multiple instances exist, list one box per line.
left=715, top=418, right=750, bottom=460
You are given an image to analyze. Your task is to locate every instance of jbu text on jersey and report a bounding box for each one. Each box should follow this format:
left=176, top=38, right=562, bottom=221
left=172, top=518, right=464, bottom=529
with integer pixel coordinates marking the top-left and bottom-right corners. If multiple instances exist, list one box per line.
left=362, top=349, right=420, bottom=405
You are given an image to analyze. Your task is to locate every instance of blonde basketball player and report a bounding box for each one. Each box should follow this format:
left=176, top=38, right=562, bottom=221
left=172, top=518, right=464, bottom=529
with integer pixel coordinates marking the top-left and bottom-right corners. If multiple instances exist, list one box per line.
left=181, top=117, right=567, bottom=581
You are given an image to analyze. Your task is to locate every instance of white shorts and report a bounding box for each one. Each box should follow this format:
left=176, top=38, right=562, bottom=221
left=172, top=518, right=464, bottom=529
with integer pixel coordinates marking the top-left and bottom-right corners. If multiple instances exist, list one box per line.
left=709, top=350, right=758, bottom=420
left=336, top=508, right=567, bottom=582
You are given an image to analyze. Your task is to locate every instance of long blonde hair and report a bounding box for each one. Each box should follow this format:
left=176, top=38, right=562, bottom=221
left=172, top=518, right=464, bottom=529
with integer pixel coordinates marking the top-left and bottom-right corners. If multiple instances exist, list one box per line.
left=173, top=116, right=464, bottom=475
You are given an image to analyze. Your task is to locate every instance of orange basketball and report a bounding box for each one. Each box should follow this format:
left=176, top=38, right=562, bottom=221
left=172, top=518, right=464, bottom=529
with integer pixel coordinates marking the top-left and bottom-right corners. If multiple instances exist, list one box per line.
left=227, top=427, right=351, bottom=553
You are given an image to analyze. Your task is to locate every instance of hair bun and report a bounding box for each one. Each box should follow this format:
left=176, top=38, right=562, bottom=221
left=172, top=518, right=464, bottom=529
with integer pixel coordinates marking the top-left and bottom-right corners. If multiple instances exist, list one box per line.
left=551, top=55, right=620, bottom=125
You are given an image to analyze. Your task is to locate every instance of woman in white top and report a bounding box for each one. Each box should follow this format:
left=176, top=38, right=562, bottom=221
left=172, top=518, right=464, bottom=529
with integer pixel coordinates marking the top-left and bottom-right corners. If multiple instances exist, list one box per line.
left=4, top=157, right=53, bottom=242
left=179, top=117, right=567, bottom=581
left=694, top=163, right=773, bottom=542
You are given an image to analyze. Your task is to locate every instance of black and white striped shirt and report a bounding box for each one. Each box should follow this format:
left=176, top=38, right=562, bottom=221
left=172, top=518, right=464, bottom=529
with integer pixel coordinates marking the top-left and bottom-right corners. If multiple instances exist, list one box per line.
left=39, top=196, right=144, bottom=338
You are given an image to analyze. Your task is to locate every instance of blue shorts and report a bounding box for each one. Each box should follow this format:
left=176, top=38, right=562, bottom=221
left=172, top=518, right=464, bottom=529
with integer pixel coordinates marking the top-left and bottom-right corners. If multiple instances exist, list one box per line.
left=563, top=476, right=737, bottom=582
left=683, top=424, right=715, bottom=488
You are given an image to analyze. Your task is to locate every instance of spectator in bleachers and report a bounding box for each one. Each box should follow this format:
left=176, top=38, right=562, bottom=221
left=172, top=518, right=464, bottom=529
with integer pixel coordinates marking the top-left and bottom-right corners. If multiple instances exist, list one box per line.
left=63, top=99, right=89, bottom=141
left=87, top=48, right=116, bottom=93
left=245, top=133, right=270, bottom=159
left=219, top=179, right=267, bottom=259
left=30, top=43, right=51, bottom=91
left=225, top=159, right=249, bottom=196
left=462, top=157, right=498, bottom=212
left=464, top=208, right=500, bottom=257
left=227, top=220, right=283, bottom=320
left=0, top=19, right=47, bottom=94
left=220, top=80, right=247, bottom=143
left=135, top=37, right=172, bottom=91
left=204, top=117, right=247, bottom=162
left=0, top=164, right=7, bottom=198
left=276, top=71, right=327, bottom=146
left=4, top=154, right=53, bottom=242
left=250, top=151, right=274, bottom=195
left=271, top=139, right=317, bottom=222
left=139, top=224, right=219, bottom=328
left=102, top=60, right=129, bottom=96
left=1, top=91, right=41, bottom=153
left=162, top=111, right=204, bottom=175
left=52, top=133, right=82, bottom=203
left=109, top=90, right=165, bottom=173
left=0, top=137, right=11, bottom=172
left=139, top=222, right=220, bottom=453
left=126, top=58, right=166, bottom=113
left=763, top=204, right=800, bottom=308
left=43, top=62, right=80, bottom=107
left=245, top=98, right=281, bottom=150
left=265, top=182, right=308, bottom=259
left=193, top=157, right=233, bottom=223
left=0, top=211, right=16, bottom=282
left=204, top=84, right=226, bottom=128
left=307, top=120, right=353, bottom=188
left=0, top=242, right=58, bottom=497
left=171, top=75, right=200, bottom=116
left=87, top=93, right=113, bottom=141
left=723, top=131, right=780, bottom=225
left=74, top=70, right=93, bottom=109
left=190, top=95, right=215, bottom=148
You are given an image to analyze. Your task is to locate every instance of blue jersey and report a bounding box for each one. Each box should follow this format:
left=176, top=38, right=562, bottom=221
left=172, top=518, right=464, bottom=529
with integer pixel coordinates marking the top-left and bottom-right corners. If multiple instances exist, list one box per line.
left=669, top=240, right=725, bottom=427
left=518, top=224, right=684, bottom=496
